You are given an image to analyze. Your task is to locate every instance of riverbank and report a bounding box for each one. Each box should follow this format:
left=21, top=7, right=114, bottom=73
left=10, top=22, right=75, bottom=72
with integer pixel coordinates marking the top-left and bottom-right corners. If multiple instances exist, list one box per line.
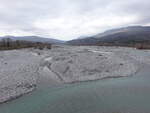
left=37, top=46, right=141, bottom=83
left=0, top=50, right=41, bottom=103
left=0, top=46, right=150, bottom=103
left=0, top=64, right=150, bottom=113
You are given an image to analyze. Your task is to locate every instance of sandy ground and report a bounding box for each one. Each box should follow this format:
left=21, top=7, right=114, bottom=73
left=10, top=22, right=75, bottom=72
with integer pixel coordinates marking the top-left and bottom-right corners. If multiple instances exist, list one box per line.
left=0, top=46, right=150, bottom=103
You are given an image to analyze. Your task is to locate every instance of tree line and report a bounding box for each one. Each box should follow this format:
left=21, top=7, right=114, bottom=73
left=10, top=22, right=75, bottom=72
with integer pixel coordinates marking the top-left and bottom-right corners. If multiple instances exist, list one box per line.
left=0, top=38, right=51, bottom=50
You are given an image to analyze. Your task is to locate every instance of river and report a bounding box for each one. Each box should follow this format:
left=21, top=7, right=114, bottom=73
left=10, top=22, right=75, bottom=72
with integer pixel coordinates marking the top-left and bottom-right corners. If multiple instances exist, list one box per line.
left=0, top=65, right=150, bottom=113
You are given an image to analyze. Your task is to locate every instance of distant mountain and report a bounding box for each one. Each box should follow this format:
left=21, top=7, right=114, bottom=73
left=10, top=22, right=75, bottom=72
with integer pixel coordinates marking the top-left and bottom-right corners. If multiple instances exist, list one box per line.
left=0, top=36, right=64, bottom=44
left=67, top=26, right=150, bottom=45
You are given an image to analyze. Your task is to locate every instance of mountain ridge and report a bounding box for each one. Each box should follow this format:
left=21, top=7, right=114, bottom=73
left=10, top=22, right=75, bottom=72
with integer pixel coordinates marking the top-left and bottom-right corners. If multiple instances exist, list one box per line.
left=67, top=26, right=150, bottom=46
left=0, top=36, right=64, bottom=44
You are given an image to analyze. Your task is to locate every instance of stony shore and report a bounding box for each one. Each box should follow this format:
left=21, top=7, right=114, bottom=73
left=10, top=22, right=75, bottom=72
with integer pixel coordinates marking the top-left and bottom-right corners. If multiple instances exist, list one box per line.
left=0, top=46, right=150, bottom=103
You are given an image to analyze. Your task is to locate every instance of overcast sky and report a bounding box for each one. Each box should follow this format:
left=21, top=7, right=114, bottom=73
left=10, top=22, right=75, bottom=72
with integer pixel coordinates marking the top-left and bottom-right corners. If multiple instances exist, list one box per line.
left=0, top=0, right=150, bottom=40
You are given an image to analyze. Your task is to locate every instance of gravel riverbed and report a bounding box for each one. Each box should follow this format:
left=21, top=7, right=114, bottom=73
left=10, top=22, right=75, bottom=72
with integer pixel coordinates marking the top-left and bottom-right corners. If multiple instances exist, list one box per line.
left=0, top=46, right=150, bottom=103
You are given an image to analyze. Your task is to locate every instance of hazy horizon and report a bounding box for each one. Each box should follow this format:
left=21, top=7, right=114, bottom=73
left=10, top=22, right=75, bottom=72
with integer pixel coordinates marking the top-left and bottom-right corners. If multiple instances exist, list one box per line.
left=0, top=0, right=150, bottom=40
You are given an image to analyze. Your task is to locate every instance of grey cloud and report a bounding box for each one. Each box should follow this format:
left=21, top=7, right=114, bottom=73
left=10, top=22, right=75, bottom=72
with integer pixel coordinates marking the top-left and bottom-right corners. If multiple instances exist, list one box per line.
left=0, top=0, right=149, bottom=40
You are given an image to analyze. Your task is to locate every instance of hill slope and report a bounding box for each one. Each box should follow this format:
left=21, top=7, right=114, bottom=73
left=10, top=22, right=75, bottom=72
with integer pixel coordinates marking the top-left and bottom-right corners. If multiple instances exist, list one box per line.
left=0, top=36, right=64, bottom=44
left=67, top=26, right=150, bottom=46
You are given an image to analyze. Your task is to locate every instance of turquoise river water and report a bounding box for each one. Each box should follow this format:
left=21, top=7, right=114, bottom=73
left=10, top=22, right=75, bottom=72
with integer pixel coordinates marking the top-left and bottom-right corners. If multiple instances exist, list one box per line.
left=0, top=65, right=150, bottom=113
